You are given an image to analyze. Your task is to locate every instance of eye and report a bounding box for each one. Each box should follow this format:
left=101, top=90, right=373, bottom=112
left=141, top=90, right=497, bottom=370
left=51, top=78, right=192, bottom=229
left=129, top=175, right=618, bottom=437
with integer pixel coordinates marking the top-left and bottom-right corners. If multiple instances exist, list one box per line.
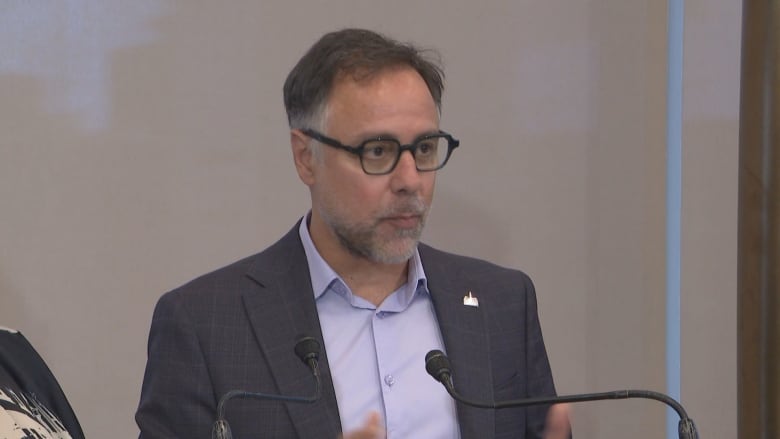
left=362, top=141, right=397, bottom=160
left=368, top=145, right=387, bottom=158
left=416, top=139, right=438, bottom=156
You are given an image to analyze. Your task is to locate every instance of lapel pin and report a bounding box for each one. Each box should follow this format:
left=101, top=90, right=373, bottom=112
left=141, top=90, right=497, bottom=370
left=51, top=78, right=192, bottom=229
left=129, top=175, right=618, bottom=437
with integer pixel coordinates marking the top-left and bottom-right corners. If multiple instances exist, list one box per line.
left=463, top=291, right=479, bottom=307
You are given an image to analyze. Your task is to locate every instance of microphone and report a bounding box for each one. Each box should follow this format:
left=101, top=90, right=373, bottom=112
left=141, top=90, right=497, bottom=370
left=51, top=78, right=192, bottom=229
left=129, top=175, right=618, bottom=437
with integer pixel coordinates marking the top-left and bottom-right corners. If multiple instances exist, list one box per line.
left=212, top=336, right=323, bottom=439
left=425, top=350, right=699, bottom=439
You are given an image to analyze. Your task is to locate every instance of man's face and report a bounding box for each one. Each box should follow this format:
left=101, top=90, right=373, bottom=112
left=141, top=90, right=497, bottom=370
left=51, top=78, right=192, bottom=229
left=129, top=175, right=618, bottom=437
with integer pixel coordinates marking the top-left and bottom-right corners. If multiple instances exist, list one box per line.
left=300, top=67, right=440, bottom=265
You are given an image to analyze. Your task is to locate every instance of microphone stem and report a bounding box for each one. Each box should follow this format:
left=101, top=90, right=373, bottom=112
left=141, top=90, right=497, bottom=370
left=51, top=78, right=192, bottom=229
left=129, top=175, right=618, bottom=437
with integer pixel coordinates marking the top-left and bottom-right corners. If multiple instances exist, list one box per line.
left=216, top=369, right=322, bottom=421
left=442, top=375, right=698, bottom=439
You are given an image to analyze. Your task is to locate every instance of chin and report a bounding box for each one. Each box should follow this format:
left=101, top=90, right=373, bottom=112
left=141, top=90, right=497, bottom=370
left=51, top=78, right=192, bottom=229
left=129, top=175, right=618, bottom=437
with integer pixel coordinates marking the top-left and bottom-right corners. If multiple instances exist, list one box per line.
left=371, top=240, right=419, bottom=264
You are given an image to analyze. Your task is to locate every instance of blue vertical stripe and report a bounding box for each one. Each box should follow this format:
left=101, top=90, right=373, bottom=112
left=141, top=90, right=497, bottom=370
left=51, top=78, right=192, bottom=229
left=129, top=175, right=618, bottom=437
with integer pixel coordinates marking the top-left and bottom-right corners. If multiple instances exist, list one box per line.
left=666, top=0, right=684, bottom=438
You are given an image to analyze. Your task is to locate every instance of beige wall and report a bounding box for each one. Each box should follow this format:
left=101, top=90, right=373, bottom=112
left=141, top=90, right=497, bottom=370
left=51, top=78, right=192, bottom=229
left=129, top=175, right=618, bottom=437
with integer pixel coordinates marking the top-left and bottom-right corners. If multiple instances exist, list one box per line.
left=0, top=1, right=739, bottom=438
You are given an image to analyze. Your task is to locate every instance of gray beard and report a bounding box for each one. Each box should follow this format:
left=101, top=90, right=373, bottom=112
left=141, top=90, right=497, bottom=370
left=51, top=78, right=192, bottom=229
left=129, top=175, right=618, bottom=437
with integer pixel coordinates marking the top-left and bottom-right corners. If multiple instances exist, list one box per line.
left=333, top=219, right=423, bottom=264
left=319, top=198, right=428, bottom=265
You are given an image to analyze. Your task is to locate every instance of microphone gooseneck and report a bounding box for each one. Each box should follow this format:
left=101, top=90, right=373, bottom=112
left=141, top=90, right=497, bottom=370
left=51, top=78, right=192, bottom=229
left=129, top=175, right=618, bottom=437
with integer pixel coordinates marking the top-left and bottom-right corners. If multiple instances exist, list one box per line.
left=424, top=349, right=699, bottom=439
left=211, top=336, right=323, bottom=439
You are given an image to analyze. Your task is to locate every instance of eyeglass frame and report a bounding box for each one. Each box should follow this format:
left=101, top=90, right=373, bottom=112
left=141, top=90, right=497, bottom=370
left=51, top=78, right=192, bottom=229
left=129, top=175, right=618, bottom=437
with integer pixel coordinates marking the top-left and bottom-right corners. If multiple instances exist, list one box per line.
left=300, top=128, right=460, bottom=175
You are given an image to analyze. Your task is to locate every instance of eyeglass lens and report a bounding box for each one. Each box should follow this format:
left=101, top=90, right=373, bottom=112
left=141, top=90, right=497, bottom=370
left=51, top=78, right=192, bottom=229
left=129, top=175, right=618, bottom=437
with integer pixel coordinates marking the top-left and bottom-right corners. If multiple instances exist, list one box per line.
left=361, top=136, right=448, bottom=174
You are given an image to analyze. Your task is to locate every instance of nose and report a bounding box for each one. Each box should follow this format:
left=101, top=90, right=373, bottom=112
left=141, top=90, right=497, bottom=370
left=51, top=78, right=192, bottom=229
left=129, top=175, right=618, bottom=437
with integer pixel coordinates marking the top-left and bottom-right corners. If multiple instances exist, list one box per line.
left=389, top=150, right=423, bottom=193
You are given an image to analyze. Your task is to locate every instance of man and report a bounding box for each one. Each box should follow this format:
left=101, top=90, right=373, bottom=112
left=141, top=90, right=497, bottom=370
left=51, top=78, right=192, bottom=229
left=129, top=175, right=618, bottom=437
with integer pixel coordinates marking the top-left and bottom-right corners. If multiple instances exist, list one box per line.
left=137, top=28, right=569, bottom=439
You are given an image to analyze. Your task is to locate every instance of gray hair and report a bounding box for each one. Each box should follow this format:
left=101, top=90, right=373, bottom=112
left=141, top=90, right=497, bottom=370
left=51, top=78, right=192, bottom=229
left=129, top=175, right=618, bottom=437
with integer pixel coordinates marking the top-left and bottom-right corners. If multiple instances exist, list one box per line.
left=283, top=28, right=445, bottom=132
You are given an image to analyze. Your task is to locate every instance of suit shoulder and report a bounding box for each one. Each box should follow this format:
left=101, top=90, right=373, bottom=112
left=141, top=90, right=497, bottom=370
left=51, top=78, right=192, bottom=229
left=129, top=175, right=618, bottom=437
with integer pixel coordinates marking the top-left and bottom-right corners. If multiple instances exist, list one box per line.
left=157, top=224, right=302, bottom=307
left=151, top=252, right=261, bottom=319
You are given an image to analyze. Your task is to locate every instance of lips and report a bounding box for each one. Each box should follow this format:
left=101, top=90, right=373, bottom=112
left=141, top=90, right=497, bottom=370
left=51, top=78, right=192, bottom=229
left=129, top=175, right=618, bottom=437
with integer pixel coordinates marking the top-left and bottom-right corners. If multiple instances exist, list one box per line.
left=384, top=213, right=422, bottom=229
left=381, top=198, right=426, bottom=229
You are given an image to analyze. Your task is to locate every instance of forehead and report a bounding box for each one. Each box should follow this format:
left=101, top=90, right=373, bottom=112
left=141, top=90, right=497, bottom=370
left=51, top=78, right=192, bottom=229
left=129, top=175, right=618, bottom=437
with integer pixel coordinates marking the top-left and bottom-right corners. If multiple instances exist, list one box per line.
left=324, top=67, right=439, bottom=134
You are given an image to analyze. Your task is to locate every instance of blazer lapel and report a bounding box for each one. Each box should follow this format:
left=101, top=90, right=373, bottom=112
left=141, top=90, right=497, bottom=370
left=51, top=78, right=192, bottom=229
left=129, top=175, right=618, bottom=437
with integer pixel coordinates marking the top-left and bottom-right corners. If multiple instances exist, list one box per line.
left=420, top=244, right=495, bottom=439
left=242, top=225, right=342, bottom=439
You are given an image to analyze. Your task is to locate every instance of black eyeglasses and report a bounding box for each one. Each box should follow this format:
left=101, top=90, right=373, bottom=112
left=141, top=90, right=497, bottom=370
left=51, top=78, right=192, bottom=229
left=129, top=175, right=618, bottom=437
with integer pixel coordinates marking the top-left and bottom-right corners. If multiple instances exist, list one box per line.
left=301, top=128, right=460, bottom=175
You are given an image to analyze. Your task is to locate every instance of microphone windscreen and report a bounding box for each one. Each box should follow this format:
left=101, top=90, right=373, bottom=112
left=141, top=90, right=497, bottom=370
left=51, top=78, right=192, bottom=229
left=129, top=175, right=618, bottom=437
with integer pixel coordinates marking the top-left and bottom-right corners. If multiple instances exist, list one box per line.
left=294, top=336, right=321, bottom=363
left=425, top=349, right=451, bottom=382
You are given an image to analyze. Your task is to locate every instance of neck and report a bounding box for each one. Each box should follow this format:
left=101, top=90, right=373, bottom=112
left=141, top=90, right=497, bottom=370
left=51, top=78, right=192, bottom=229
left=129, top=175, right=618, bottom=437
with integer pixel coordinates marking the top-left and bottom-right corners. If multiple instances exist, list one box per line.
left=308, top=217, right=411, bottom=307
left=337, top=258, right=409, bottom=306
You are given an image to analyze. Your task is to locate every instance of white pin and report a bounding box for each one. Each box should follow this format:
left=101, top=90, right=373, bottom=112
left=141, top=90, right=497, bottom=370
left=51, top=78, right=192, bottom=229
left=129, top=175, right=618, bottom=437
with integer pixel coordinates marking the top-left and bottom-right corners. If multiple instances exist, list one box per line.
left=463, top=291, right=479, bottom=307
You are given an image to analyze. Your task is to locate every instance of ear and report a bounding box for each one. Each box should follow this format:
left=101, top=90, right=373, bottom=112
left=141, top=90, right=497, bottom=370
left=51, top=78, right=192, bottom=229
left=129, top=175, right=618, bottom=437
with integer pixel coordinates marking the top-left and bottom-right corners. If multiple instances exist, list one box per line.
left=291, top=130, right=317, bottom=186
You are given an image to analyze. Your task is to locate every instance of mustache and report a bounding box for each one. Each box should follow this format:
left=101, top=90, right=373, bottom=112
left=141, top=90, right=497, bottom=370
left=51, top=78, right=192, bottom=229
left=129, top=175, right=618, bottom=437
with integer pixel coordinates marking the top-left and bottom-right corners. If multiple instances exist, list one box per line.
left=382, top=198, right=427, bottom=217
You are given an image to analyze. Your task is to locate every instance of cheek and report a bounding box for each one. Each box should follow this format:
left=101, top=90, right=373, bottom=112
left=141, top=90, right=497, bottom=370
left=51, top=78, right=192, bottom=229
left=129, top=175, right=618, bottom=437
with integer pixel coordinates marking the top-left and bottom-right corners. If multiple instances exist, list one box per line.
left=421, top=174, right=436, bottom=200
left=321, top=168, right=385, bottom=211
left=351, top=182, right=387, bottom=210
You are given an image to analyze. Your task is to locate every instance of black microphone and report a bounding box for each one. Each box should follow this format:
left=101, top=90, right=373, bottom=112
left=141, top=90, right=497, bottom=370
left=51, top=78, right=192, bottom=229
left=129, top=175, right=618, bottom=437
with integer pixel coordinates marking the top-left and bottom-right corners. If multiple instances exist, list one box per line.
left=212, top=336, right=323, bottom=439
left=425, top=350, right=699, bottom=439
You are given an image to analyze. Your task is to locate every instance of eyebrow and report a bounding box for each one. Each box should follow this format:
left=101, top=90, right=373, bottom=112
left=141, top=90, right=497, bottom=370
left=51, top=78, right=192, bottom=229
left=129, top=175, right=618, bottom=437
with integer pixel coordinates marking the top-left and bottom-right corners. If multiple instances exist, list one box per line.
left=354, top=130, right=442, bottom=144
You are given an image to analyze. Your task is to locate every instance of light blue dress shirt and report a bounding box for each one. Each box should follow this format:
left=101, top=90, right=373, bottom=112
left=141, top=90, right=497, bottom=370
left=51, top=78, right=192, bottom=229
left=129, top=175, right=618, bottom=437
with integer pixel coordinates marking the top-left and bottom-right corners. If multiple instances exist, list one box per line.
left=299, top=217, right=460, bottom=438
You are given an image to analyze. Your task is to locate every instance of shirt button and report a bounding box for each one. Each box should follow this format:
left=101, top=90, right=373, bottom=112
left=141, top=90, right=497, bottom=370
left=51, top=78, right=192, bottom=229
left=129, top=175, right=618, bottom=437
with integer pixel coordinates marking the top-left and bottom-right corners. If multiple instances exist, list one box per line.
left=376, top=311, right=386, bottom=319
left=384, top=375, right=395, bottom=387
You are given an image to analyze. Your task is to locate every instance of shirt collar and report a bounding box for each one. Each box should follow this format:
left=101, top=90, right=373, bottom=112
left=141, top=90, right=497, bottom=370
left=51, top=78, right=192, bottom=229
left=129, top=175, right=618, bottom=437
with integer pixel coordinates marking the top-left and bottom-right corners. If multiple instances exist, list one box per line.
left=298, top=214, right=428, bottom=306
